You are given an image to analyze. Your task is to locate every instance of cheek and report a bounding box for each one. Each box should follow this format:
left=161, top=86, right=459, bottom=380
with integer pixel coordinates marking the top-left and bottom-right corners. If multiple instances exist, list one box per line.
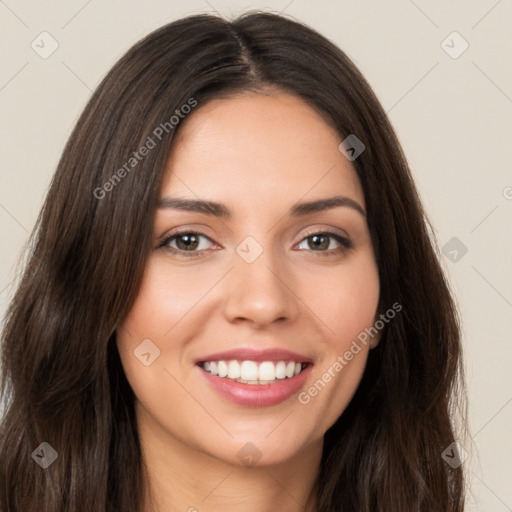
left=305, top=254, right=380, bottom=347
left=296, top=255, right=379, bottom=426
left=120, top=258, right=215, bottom=342
left=115, top=259, right=193, bottom=377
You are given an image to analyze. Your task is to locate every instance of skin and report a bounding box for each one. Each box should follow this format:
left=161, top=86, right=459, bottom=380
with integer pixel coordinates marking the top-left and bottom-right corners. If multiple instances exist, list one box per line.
left=116, top=92, right=381, bottom=512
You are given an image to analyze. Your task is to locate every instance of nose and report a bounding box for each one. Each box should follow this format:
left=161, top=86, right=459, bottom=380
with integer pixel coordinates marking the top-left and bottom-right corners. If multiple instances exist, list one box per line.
left=221, top=248, right=299, bottom=328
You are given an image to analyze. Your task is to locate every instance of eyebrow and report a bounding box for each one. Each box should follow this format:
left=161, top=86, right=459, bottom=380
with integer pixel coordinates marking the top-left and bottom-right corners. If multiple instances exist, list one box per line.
left=157, top=195, right=366, bottom=218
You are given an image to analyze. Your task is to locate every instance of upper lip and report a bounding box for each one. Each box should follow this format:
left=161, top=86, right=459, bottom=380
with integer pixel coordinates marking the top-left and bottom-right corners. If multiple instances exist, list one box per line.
left=195, top=348, right=314, bottom=364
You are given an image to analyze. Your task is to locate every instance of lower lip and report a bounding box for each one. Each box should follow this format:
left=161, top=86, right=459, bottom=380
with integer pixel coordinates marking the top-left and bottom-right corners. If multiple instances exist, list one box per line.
left=199, top=364, right=313, bottom=407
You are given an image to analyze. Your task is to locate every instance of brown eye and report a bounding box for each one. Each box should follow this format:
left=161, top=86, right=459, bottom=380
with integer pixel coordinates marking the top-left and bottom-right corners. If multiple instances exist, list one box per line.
left=174, top=233, right=200, bottom=251
left=307, top=234, right=330, bottom=250
left=160, top=231, right=216, bottom=256
left=296, top=231, right=352, bottom=254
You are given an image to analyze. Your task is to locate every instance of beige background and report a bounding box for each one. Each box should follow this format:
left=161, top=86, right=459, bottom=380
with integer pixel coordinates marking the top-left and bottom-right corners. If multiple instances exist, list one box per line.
left=1, top=1, right=511, bottom=509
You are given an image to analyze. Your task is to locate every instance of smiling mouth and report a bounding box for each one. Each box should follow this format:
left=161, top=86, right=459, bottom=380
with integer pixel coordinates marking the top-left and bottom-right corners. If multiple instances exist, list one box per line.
left=197, top=360, right=311, bottom=385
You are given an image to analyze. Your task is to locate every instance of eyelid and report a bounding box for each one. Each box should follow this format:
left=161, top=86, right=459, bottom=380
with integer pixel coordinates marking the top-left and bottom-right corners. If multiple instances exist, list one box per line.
left=299, top=226, right=350, bottom=242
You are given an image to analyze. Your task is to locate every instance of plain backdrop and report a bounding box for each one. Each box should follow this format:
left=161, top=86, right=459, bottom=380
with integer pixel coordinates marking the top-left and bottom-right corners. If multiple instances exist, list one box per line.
left=0, top=1, right=511, bottom=510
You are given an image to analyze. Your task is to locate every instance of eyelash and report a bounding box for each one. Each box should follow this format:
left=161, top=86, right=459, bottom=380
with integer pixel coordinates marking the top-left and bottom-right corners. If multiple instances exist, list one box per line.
left=158, top=229, right=353, bottom=258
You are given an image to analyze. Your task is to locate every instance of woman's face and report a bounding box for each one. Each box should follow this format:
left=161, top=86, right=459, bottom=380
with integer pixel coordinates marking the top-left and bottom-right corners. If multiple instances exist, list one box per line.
left=116, top=92, right=380, bottom=466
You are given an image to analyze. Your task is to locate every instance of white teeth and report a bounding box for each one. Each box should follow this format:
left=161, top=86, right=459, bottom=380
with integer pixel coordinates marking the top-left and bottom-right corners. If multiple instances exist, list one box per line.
left=200, top=359, right=308, bottom=383
left=258, top=361, right=275, bottom=380
left=217, top=361, right=228, bottom=378
left=240, top=360, right=259, bottom=380
left=275, top=361, right=287, bottom=379
left=227, top=360, right=241, bottom=379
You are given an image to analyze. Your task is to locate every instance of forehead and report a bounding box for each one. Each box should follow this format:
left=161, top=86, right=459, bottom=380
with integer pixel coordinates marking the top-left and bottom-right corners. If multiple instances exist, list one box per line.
left=160, top=93, right=364, bottom=209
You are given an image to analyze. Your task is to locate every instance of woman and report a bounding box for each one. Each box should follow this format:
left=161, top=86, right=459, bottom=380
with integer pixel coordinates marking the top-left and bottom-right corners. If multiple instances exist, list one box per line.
left=0, top=11, right=466, bottom=512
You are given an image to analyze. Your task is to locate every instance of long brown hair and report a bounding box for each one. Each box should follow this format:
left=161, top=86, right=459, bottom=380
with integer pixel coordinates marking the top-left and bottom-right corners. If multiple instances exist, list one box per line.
left=0, top=11, right=466, bottom=511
